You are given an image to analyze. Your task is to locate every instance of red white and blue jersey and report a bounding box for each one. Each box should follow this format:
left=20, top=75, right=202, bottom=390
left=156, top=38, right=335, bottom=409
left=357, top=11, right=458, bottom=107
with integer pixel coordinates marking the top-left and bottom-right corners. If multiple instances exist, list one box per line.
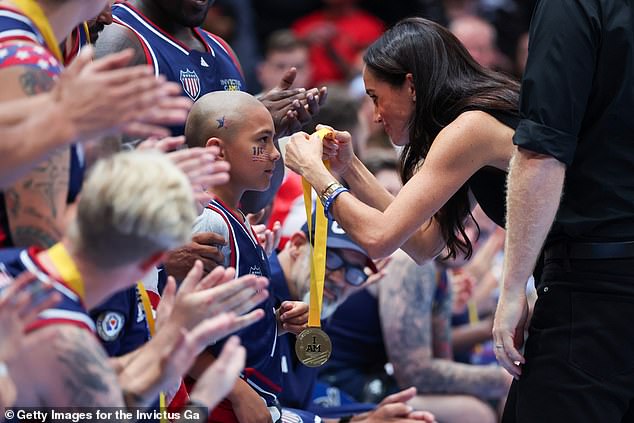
left=0, top=7, right=85, bottom=246
left=111, top=1, right=245, bottom=136
left=193, top=199, right=282, bottom=418
left=63, top=24, right=90, bottom=64
left=0, top=247, right=95, bottom=334
left=90, top=286, right=151, bottom=357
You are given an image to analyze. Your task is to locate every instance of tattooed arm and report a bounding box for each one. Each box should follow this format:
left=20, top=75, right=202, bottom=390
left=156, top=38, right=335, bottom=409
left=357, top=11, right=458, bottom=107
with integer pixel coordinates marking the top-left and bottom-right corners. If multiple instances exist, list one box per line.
left=0, top=66, right=69, bottom=247
left=23, top=325, right=125, bottom=407
left=94, top=22, right=148, bottom=65
left=378, top=251, right=510, bottom=400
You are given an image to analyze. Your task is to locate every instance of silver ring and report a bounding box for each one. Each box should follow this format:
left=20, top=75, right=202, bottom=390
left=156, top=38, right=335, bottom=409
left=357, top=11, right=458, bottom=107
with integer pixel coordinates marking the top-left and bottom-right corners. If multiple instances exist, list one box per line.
left=495, top=344, right=504, bottom=349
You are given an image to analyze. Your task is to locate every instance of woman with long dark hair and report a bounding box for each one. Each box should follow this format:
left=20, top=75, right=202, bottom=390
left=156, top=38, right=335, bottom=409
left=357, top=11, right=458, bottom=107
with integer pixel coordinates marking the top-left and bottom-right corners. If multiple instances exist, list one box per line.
left=284, top=17, right=519, bottom=262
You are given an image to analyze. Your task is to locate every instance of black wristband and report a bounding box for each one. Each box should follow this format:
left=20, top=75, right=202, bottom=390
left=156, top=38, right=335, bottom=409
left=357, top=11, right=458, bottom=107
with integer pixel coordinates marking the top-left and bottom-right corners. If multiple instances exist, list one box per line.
left=339, top=416, right=353, bottom=423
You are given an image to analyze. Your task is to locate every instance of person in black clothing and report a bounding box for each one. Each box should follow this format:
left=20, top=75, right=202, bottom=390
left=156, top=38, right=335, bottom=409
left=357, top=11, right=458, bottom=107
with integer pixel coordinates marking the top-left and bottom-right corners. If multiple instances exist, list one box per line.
left=493, top=1, right=634, bottom=422
left=283, top=17, right=519, bottom=264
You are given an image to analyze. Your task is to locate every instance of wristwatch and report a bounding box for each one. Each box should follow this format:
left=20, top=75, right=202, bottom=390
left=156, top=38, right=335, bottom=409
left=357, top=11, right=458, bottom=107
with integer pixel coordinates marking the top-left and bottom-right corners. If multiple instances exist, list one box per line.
left=319, top=181, right=344, bottom=207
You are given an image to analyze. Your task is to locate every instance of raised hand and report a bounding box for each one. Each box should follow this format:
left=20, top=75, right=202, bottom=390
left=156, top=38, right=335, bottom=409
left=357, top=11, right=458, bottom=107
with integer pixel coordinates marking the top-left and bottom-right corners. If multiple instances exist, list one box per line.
left=317, top=124, right=357, bottom=176
left=189, top=335, right=246, bottom=411
left=258, top=68, right=327, bottom=138
left=156, top=261, right=269, bottom=336
left=0, top=271, right=61, bottom=362
left=57, top=47, right=192, bottom=141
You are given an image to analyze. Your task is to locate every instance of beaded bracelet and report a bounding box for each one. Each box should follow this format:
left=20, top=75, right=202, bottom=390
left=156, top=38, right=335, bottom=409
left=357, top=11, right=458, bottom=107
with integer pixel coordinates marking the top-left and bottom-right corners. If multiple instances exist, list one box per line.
left=323, top=186, right=349, bottom=218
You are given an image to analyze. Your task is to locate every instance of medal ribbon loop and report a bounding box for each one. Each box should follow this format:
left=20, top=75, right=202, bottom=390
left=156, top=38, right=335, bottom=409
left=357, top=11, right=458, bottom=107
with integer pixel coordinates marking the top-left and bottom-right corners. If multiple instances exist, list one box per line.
left=10, top=0, right=63, bottom=62
left=302, top=128, right=332, bottom=328
left=47, top=242, right=85, bottom=301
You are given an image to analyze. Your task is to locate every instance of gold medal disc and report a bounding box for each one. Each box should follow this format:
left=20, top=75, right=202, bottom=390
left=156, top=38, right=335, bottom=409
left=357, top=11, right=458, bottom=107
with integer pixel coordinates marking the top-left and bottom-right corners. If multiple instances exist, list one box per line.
left=295, top=327, right=332, bottom=367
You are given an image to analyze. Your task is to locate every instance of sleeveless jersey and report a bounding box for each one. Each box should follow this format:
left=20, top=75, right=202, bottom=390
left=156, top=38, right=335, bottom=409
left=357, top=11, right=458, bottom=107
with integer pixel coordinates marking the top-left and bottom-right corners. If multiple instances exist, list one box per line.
left=194, top=198, right=281, bottom=418
left=90, top=286, right=151, bottom=357
left=111, top=1, right=245, bottom=136
left=0, top=7, right=85, bottom=246
left=0, top=247, right=95, bottom=334
left=63, top=24, right=89, bottom=64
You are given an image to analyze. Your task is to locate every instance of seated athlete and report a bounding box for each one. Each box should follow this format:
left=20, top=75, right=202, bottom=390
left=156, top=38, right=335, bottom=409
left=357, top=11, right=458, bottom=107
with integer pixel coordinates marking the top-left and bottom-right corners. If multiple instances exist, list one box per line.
left=0, top=150, right=268, bottom=410
left=270, top=217, right=436, bottom=422
left=185, top=91, right=308, bottom=423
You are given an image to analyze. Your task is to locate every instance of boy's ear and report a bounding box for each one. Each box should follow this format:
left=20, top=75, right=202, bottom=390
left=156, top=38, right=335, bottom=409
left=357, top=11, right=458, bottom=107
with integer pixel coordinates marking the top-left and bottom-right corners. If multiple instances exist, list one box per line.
left=206, top=137, right=225, bottom=159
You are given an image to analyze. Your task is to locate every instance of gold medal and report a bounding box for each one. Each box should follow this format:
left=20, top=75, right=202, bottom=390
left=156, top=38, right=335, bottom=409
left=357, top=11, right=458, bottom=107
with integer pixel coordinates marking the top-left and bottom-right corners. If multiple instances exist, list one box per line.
left=295, top=327, right=332, bottom=367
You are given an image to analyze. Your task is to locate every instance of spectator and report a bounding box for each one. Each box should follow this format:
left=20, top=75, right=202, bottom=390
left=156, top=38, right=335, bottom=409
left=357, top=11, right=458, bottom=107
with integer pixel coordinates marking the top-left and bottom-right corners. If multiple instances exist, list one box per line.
left=293, top=0, right=385, bottom=86
left=257, top=30, right=312, bottom=92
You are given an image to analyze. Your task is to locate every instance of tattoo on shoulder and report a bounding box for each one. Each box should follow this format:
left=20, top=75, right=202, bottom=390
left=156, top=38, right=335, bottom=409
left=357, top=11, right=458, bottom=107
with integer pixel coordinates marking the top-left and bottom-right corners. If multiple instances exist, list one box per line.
left=94, top=25, right=148, bottom=66
left=19, top=68, right=54, bottom=96
left=55, top=327, right=123, bottom=407
left=13, top=225, right=59, bottom=248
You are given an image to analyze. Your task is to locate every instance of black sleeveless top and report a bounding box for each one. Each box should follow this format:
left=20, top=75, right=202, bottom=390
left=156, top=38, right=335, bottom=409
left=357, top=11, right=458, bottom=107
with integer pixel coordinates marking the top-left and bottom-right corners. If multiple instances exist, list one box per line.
left=466, top=109, right=520, bottom=228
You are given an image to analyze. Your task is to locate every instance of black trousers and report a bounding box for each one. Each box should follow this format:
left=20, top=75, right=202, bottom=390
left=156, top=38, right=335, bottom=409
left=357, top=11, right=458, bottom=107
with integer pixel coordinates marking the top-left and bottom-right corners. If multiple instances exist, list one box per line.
left=503, top=257, right=634, bottom=423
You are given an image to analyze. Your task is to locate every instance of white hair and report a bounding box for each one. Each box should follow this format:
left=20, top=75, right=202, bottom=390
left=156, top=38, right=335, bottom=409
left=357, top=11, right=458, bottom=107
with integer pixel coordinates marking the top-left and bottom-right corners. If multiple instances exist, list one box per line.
left=68, top=150, right=196, bottom=268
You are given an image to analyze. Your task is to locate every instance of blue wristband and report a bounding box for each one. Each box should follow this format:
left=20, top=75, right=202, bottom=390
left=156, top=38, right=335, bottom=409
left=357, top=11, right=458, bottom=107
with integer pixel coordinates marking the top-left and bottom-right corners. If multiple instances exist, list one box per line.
left=323, top=186, right=349, bottom=218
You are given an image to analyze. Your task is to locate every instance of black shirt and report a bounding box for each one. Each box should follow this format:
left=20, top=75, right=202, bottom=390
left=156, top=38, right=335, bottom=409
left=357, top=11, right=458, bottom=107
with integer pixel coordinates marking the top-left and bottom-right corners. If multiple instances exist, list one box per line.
left=514, top=0, right=634, bottom=241
left=469, top=109, right=521, bottom=228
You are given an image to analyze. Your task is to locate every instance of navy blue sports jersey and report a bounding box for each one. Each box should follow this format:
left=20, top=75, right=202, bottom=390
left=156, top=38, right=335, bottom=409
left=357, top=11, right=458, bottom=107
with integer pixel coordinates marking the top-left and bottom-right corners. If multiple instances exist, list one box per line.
left=269, top=252, right=318, bottom=410
left=322, top=289, right=387, bottom=371
left=193, top=198, right=281, bottom=416
left=90, top=285, right=151, bottom=357
left=0, top=247, right=95, bottom=334
left=63, top=24, right=90, bottom=64
left=111, top=1, right=245, bottom=136
left=0, top=7, right=85, bottom=247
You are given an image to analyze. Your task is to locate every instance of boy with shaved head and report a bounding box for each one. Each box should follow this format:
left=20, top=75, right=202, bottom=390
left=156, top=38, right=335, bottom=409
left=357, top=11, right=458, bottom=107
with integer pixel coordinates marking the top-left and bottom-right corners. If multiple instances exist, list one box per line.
left=185, top=91, right=308, bottom=423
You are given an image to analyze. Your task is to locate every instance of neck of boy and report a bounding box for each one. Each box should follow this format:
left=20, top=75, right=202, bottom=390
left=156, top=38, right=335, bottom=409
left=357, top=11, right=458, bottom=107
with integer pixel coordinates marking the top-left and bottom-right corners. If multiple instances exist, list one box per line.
left=211, top=184, right=245, bottom=216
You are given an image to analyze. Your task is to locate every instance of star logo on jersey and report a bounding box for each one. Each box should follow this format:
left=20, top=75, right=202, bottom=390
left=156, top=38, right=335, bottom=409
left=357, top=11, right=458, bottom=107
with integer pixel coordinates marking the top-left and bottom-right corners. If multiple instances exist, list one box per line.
left=180, top=69, right=201, bottom=100
left=200, top=57, right=209, bottom=67
left=15, top=49, right=30, bottom=61
left=96, top=311, right=125, bottom=341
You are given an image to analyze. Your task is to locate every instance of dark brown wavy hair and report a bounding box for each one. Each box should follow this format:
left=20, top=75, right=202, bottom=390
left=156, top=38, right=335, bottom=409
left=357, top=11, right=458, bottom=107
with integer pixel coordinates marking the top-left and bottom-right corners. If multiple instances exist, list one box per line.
left=363, top=17, right=519, bottom=259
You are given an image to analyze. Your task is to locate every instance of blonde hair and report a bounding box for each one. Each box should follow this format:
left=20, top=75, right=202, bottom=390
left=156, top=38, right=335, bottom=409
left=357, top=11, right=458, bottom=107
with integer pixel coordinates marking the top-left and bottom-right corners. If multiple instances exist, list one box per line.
left=68, top=150, right=196, bottom=268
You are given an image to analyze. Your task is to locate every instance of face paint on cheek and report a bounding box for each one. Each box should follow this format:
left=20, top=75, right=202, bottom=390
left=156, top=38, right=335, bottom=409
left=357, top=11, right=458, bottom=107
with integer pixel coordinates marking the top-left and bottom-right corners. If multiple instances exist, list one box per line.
left=252, top=146, right=273, bottom=162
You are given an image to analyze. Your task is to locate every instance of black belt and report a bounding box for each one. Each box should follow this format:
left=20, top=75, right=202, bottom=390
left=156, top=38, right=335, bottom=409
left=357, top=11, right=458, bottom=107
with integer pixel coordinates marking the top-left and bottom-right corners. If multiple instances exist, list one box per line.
left=544, top=241, right=634, bottom=260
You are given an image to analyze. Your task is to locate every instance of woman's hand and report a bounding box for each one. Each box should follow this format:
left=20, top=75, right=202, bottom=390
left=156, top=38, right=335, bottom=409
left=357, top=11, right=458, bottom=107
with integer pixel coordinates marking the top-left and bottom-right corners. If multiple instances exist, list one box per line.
left=316, top=124, right=357, bottom=176
left=284, top=131, right=325, bottom=176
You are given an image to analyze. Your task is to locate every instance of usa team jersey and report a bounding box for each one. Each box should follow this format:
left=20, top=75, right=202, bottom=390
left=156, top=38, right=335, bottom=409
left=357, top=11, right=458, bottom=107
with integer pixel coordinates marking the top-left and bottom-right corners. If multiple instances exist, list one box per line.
left=0, top=247, right=95, bottom=334
left=192, top=199, right=282, bottom=420
left=0, top=6, right=85, bottom=246
left=111, top=1, right=245, bottom=136
left=90, top=286, right=151, bottom=357
left=63, top=24, right=89, bottom=64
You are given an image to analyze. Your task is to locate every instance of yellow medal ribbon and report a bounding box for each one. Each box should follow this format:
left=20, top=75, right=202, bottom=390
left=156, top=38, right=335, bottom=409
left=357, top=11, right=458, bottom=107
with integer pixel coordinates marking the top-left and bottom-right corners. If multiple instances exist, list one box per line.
left=47, top=243, right=85, bottom=301
left=136, top=282, right=167, bottom=418
left=136, top=282, right=156, bottom=336
left=82, top=22, right=90, bottom=45
left=9, top=0, right=63, bottom=62
left=302, top=128, right=333, bottom=328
